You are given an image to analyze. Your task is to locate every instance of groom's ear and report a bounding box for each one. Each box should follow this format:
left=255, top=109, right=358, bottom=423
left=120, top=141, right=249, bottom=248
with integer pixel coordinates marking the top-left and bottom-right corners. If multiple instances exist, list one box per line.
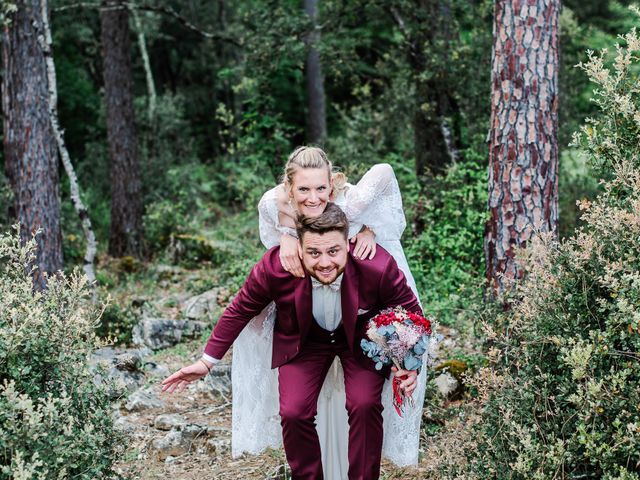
left=297, top=241, right=303, bottom=259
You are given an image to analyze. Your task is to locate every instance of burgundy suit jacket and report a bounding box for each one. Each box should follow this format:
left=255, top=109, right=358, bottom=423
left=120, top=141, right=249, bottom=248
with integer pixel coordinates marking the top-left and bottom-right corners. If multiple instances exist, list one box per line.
left=203, top=244, right=422, bottom=375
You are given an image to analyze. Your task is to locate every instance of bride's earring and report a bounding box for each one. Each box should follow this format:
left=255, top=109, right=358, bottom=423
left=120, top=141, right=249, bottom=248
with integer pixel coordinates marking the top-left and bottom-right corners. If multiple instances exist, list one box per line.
left=288, top=196, right=296, bottom=213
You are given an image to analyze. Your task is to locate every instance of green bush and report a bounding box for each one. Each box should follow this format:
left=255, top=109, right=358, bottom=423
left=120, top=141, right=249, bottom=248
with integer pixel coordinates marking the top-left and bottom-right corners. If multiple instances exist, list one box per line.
left=97, top=302, right=138, bottom=345
left=404, top=156, right=488, bottom=326
left=0, top=228, right=122, bottom=478
left=453, top=16, right=640, bottom=479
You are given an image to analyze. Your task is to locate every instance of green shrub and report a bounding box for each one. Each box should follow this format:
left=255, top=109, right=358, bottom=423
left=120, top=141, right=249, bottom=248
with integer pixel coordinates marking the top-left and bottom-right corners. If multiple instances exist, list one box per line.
left=143, top=198, right=190, bottom=253
left=558, top=148, right=601, bottom=239
left=97, top=302, right=137, bottom=345
left=404, top=156, right=488, bottom=326
left=452, top=15, right=640, bottom=479
left=0, top=228, right=122, bottom=478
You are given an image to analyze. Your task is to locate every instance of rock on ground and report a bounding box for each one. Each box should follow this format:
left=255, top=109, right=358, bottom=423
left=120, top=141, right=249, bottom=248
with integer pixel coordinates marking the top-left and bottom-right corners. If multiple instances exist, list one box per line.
left=132, top=318, right=208, bottom=350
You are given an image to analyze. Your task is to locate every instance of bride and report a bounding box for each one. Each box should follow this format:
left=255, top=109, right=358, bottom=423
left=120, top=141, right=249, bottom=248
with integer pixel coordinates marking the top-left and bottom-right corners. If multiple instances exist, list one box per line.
left=230, top=146, right=427, bottom=478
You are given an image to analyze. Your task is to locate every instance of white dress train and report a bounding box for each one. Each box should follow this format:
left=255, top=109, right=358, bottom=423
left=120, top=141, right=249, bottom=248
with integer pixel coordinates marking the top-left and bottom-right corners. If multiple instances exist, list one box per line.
left=231, top=163, right=427, bottom=479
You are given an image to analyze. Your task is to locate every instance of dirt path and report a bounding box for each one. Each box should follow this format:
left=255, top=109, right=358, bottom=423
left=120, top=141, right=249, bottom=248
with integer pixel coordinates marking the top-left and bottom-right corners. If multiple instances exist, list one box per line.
left=114, top=341, right=436, bottom=480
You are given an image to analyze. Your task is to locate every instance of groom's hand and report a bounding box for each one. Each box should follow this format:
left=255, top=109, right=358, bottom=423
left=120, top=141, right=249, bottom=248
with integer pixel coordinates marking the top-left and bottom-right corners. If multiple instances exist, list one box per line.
left=161, top=360, right=211, bottom=394
left=392, top=367, right=419, bottom=397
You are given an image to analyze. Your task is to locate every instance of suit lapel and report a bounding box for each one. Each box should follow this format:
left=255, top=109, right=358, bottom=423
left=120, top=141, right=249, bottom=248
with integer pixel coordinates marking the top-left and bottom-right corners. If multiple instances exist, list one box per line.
left=341, top=258, right=359, bottom=348
left=295, top=276, right=313, bottom=341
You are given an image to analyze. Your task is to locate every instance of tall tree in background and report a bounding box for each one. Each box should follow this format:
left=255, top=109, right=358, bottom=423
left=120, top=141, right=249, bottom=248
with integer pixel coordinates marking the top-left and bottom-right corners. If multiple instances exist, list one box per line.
left=484, top=0, right=560, bottom=294
left=304, top=0, right=327, bottom=144
left=390, top=0, right=460, bottom=178
left=2, top=0, right=63, bottom=290
left=100, top=0, right=144, bottom=257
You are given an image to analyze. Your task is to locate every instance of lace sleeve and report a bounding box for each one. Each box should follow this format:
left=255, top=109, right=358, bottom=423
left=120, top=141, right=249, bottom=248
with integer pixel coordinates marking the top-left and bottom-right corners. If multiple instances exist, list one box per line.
left=258, top=185, right=297, bottom=249
left=343, top=163, right=407, bottom=241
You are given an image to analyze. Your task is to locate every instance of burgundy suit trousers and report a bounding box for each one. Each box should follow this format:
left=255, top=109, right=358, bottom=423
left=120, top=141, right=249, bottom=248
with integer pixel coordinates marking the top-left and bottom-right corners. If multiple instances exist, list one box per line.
left=278, top=323, right=386, bottom=480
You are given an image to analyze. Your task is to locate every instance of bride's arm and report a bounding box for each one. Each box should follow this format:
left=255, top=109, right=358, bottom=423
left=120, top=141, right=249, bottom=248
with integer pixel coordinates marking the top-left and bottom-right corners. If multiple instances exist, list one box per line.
left=258, top=185, right=305, bottom=277
left=344, top=163, right=407, bottom=242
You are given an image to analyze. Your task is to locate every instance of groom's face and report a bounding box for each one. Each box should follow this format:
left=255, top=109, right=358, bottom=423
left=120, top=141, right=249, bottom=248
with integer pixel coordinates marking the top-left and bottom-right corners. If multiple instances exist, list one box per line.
left=299, top=230, right=348, bottom=285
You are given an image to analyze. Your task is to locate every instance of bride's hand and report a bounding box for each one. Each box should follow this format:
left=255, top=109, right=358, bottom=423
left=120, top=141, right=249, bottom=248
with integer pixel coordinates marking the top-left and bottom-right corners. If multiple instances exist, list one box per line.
left=350, top=226, right=376, bottom=260
left=280, top=233, right=305, bottom=278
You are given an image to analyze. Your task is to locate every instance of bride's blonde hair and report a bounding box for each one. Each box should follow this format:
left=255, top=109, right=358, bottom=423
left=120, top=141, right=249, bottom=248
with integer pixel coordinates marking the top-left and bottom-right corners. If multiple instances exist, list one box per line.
left=283, top=146, right=347, bottom=194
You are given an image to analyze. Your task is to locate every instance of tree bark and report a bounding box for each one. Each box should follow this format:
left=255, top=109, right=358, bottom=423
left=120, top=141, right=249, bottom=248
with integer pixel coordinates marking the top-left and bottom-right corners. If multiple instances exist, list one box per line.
left=100, top=0, right=144, bottom=258
left=39, top=0, right=98, bottom=288
left=484, top=0, right=560, bottom=295
left=2, top=0, right=63, bottom=290
left=304, top=0, right=327, bottom=144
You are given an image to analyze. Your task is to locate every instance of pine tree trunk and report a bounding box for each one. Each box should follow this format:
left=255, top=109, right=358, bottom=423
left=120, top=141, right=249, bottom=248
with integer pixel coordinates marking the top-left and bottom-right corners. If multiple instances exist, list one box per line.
left=304, top=0, right=327, bottom=144
left=2, top=0, right=63, bottom=290
left=100, top=0, right=144, bottom=258
left=484, top=0, right=560, bottom=294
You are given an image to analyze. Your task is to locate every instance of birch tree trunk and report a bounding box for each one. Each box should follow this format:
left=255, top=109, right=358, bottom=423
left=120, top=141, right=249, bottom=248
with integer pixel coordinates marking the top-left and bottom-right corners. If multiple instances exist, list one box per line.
left=2, top=0, right=63, bottom=290
left=484, top=0, right=560, bottom=294
left=39, top=0, right=97, bottom=287
left=304, top=0, right=327, bottom=144
left=100, top=0, right=144, bottom=258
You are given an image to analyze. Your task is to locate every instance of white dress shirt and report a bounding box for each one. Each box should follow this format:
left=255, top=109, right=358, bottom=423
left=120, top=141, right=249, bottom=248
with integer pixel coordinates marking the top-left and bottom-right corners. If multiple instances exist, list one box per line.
left=310, top=274, right=343, bottom=331
left=202, top=274, right=343, bottom=364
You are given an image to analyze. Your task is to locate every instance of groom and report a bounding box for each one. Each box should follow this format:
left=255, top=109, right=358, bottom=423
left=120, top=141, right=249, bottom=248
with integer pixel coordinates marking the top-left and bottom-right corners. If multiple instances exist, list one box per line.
left=162, top=203, right=421, bottom=479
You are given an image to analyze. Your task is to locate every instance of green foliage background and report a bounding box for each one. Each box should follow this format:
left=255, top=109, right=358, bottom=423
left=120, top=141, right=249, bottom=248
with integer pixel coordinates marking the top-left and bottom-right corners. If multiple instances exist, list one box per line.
left=1, top=0, right=639, bottom=476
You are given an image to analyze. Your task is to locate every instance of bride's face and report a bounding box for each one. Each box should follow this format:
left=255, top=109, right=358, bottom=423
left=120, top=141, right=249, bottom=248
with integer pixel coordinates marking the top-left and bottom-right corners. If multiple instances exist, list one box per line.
left=289, top=167, right=332, bottom=217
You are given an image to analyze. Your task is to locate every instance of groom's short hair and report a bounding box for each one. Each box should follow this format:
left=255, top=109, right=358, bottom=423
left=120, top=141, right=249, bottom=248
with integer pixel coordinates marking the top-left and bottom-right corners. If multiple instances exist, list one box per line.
left=296, top=202, right=349, bottom=241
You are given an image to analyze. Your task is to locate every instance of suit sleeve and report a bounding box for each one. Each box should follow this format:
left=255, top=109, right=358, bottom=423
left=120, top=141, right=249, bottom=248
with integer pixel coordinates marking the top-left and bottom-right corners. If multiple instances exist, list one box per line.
left=379, top=255, right=423, bottom=317
left=203, top=258, right=273, bottom=360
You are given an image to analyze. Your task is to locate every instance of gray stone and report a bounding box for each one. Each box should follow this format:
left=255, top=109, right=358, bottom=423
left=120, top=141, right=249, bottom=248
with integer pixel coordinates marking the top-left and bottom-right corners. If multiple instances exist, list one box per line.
left=125, top=388, right=165, bottom=412
left=149, top=424, right=207, bottom=460
left=206, top=425, right=231, bottom=436
left=183, top=288, right=220, bottom=320
left=181, top=423, right=207, bottom=442
left=113, top=415, right=138, bottom=434
left=132, top=318, right=207, bottom=350
left=150, top=430, right=188, bottom=460
left=143, top=361, right=170, bottom=378
left=154, top=414, right=187, bottom=431
left=90, top=347, right=149, bottom=399
left=434, top=372, right=459, bottom=398
left=205, top=437, right=231, bottom=455
left=193, top=363, right=231, bottom=396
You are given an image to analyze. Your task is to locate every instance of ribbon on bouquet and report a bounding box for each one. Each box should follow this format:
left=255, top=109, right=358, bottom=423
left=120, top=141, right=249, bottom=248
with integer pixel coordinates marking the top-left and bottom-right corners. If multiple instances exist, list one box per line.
left=391, top=363, right=415, bottom=417
left=392, top=375, right=405, bottom=416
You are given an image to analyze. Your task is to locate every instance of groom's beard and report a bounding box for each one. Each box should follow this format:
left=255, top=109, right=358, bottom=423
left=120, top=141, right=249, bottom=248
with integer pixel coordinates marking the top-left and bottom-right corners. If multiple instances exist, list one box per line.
left=304, top=263, right=346, bottom=285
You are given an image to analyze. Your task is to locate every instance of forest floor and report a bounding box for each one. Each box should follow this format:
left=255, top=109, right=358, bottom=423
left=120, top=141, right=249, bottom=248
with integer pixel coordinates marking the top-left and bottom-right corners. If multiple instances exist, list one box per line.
left=102, top=238, right=478, bottom=480
left=112, top=339, right=448, bottom=480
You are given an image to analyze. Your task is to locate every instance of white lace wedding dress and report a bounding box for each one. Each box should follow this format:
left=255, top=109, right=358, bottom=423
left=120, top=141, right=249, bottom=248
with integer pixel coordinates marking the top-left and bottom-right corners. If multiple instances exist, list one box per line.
left=230, top=163, right=427, bottom=479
